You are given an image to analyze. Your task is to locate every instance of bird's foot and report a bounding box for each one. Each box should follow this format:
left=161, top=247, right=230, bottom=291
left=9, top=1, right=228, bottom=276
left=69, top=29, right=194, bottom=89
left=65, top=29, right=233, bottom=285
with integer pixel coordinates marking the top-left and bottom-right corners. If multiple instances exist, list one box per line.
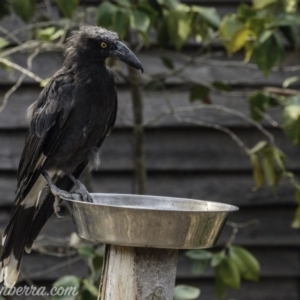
left=54, top=196, right=64, bottom=219
left=42, top=170, right=74, bottom=218
left=74, top=187, right=93, bottom=203
left=68, top=174, right=93, bottom=203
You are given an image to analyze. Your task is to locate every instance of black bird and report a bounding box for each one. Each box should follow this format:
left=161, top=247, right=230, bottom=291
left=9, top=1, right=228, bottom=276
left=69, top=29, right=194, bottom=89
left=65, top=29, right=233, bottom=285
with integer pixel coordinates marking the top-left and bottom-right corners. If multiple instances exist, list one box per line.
left=0, top=26, right=143, bottom=287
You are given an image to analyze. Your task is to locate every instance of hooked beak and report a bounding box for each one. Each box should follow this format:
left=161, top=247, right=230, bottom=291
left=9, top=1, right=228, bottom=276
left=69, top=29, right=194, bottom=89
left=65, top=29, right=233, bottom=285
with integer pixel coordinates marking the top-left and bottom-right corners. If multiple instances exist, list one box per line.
left=110, top=41, right=143, bottom=73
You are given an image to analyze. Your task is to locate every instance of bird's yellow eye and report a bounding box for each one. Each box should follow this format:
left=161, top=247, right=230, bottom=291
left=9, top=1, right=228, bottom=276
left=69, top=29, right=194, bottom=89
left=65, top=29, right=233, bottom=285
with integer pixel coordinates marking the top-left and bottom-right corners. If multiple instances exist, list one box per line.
left=100, top=42, right=107, bottom=48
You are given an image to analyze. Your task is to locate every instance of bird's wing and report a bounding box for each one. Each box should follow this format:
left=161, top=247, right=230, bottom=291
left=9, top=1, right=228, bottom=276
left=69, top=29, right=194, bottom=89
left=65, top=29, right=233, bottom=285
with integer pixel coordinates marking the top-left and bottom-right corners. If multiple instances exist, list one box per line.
left=26, top=91, right=118, bottom=251
left=16, top=69, right=75, bottom=200
left=0, top=69, right=77, bottom=288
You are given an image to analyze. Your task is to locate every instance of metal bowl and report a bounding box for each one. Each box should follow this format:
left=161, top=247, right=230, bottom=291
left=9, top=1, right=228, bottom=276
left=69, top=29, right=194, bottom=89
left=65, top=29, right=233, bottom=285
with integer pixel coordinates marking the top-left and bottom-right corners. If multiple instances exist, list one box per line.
left=64, top=193, right=238, bottom=249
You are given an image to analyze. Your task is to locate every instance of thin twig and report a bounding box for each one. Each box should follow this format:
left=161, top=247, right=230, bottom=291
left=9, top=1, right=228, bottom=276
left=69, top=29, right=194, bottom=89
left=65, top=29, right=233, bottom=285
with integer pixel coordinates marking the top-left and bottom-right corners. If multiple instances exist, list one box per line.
left=225, top=219, right=259, bottom=249
left=174, top=104, right=276, bottom=146
left=0, top=26, right=22, bottom=45
left=254, top=107, right=280, bottom=128
left=0, top=57, right=43, bottom=82
left=0, top=74, right=26, bottom=113
left=8, top=20, right=72, bottom=38
left=29, top=256, right=82, bottom=278
left=0, top=47, right=41, bottom=112
left=264, top=86, right=299, bottom=96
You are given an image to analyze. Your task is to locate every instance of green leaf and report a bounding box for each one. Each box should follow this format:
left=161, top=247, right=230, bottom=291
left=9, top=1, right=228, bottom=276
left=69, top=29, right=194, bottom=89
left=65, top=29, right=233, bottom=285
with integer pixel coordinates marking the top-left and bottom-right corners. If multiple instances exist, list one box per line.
left=12, top=0, right=35, bottom=22
left=229, top=28, right=255, bottom=54
left=192, top=6, right=220, bottom=28
left=295, top=185, right=300, bottom=204
left=185, top=250, right=213, bottom=260
left=157, top=0, right=179, bottom=10
left=269, top=13, right=300, bottom=27
left=291, top=205, right=300, bottom=228
left=253, top=31, right=283, bottom=75
left=132, top=10, right=151, bottom=33
left=82, top=280, right=98, bottom=296
left=280, top=25, right=300, bottom=49
left=249, top=141, right=268, bottom=154
left=249, top=92, right=270, bottom=122
left=167, top=6, right=192, bottom=50
left=283, top=0, right=297, bottom=13
left=115, top=0, right=131, bottom=7
left=112, top=9, right=130, bottom=39
left=282, top=95, right=300, bottom=144
left=157, top=16, right=169, bottom=47
left=215, top=257, right=241, bottom=289
left=262, top=154, right=276, bottom=186
left=97, top=2, right=118, bottom=28
left=190, top=84, right=211, bottom=103
left=138, top=31, right=150, bottom=46
left=219, top=14, right=243, bottom=54
left=211, top=251, right=226, bottom=267
left=174, top=285, right=201, bottom=300
left=37, top=27, right=56, bottom=41
left=55, top=0, right=79, bottom=18
left=77, top=244, right=95, bottom=258
left=250, top=154, right=264, bottom=188
left=229, top=246, right=260, bottom=281
left=52, top=276, right=80, bottom=300
left=212, top=81, right=232, bottom=92
left=215, top=275, right=226, bottom=300
left=136, top=3, right=158, bottom=22
left=283, top=76, right=300, bottom=88
left=237, top=3, right=256, bottom=20
left=0, top=37, right=9, bottom=50
left=273, top=147, right=285, bottom=170
left=252, top=0, right=277, bottom=9
left=161, top=56, right=174, bottom=70
left=191, top=260, right=210, bottom=275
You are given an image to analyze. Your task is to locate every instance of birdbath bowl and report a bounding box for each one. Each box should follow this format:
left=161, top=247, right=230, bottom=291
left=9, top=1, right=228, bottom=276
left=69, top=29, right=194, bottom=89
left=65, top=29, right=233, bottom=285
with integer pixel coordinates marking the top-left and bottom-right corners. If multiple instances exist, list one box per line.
left=63, top=193, right=238, bottom=300
left=65, top=193, right=238, bottom=249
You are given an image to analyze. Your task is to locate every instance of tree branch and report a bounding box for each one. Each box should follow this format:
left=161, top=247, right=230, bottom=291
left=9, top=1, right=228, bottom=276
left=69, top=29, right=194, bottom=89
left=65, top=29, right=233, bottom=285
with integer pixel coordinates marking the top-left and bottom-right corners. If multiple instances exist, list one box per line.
left=0, top=57, right=43, bottom=82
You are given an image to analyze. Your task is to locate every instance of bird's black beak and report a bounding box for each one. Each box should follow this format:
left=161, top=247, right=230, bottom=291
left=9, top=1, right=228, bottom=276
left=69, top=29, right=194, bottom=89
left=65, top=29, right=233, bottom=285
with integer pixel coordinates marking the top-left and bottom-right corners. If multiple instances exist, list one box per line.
left=110, top=41, right=143, bottom=73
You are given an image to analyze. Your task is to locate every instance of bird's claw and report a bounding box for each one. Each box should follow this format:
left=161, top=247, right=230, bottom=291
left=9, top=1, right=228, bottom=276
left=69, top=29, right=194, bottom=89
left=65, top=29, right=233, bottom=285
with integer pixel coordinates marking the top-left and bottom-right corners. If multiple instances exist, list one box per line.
left=54, top=196, right=64, bottom=219
left=74, top=188, right=93, bottom=203
left=67, top=173, right=93, bottom=203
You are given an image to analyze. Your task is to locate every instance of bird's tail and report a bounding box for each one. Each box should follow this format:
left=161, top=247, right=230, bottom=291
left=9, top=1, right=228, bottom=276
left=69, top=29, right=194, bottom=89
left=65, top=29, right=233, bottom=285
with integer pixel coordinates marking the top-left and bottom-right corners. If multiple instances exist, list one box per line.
left=0, top=175, right=45, bottom=288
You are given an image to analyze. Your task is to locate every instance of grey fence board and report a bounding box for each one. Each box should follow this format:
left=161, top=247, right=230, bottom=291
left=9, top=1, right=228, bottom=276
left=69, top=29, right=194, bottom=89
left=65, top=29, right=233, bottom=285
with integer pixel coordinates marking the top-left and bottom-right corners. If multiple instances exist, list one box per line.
left=1, top=128, right=299, bottom=172
left=0, top=86, right=281, bottom=129
left=0, top=51, right=298, bottom=86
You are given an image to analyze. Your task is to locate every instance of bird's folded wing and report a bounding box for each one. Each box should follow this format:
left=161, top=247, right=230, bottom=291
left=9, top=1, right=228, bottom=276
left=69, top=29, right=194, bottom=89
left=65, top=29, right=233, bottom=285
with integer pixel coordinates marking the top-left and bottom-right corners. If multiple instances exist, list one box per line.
left=16, top=69, right=76, bottom=203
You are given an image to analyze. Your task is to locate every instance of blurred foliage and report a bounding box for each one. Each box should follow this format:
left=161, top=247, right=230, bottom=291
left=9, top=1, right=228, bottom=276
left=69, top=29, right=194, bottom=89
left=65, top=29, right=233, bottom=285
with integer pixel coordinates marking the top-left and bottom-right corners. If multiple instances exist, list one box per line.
left=1, top=0, right=300, bottom=298
left=186, top=245, right=260, bottom=299
left=52, top=244, right=104, bottom=300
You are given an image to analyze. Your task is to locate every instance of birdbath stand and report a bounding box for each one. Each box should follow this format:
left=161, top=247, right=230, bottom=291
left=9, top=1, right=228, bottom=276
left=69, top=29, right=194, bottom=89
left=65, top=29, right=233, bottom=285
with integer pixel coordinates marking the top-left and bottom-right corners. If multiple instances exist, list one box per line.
left=64, top=194, right=238, bottom=300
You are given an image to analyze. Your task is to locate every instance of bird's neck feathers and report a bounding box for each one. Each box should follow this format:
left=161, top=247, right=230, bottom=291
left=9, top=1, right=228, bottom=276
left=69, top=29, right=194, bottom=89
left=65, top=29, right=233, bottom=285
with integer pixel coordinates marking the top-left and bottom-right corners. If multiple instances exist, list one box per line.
left=63, top=47, right=106, bottom=70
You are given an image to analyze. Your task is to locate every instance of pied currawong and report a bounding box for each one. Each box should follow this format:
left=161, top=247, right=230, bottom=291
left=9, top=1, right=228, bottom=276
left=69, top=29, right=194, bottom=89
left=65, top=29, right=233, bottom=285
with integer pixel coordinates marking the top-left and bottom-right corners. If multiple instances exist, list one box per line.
left=0, top=26, right=143, bottom=287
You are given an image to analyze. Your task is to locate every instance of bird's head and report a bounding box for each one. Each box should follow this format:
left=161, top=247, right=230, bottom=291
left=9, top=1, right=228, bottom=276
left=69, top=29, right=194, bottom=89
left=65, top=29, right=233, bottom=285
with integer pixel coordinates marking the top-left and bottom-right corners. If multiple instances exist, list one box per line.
left=64, top=26, right=143, bottom=72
